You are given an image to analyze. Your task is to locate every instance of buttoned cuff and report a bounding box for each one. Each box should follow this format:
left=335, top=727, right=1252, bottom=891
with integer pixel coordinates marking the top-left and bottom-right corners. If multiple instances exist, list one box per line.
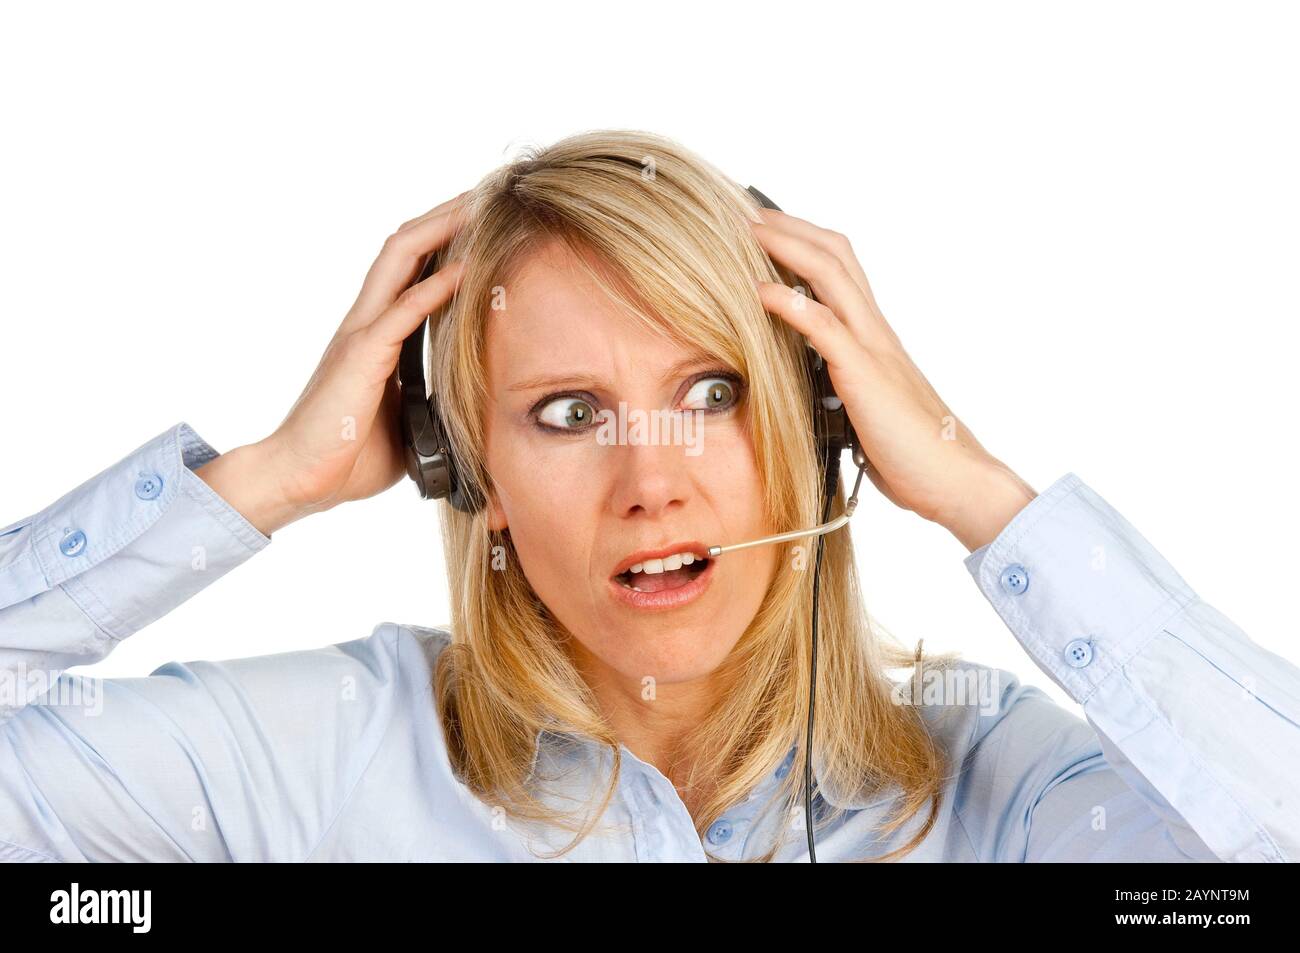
left=963, top=472, right=1198, bottom=704
left=0, top=422, right=271, bottom=637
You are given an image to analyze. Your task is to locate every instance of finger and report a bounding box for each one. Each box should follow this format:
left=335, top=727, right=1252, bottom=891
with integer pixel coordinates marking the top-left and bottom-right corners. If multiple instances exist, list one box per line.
left=753, top=210, right=900, bottom=352
left=754, top=207, right=882, bottom=308
left=360, top=257, right=467, bottom=351
left=756, top=280, right=864, bottom=378
left=751, top=220, right=880, bottom=351
left=342, top=196, right=471, bottom=333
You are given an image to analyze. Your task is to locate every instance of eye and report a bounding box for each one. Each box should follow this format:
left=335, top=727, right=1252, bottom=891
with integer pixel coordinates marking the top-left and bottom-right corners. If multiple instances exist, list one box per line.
left=530, top=372, right=742, bottom=434
left=682, top=376, right=740, bottom=412
left=536, top=395, right=598, bottom=431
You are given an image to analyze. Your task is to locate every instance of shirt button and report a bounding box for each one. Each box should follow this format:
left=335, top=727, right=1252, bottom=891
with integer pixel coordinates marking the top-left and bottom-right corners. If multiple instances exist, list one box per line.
left=999, top=563, right=1029, bottom=595
left=706, top=819, right=733, bottom=846
left=59, top=529, right=87, bottom=557
left=134, top=472, right=164, bottom=500
left=1064, top=638, right=1093, bottom=668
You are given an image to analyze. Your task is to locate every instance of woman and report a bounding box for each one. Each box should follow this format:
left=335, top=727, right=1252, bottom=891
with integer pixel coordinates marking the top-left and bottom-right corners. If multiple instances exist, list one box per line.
left=0, top=130, right=1295, bottom=862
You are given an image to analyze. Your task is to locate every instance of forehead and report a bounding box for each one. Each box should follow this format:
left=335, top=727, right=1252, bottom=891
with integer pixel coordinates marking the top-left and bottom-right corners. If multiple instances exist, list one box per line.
left=485, top=238, right=693, bottom=385
left=499, top=237, right=611, bottom=325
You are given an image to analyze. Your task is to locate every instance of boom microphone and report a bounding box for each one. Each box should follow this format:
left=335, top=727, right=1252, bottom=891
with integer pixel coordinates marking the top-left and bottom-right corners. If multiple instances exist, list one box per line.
left=706, top=452, right=868, bottom=558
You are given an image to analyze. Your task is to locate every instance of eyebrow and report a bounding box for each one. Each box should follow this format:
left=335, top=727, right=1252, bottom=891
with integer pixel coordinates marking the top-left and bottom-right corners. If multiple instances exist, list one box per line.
left=506, top=354, right=727, bottom=393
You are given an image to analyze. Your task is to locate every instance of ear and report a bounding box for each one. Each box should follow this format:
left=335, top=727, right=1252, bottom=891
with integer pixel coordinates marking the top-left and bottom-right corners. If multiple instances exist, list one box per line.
left=485, top=486, right=508, bottom=533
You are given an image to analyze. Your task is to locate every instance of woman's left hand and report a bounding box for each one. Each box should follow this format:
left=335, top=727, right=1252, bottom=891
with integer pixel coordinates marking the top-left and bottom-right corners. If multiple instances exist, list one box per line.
left=750, top=205, right=1038, bottom=552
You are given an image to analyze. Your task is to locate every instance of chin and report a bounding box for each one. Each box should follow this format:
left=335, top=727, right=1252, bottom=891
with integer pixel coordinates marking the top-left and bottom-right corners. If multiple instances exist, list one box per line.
left=593, top=620, right=740, bottom=685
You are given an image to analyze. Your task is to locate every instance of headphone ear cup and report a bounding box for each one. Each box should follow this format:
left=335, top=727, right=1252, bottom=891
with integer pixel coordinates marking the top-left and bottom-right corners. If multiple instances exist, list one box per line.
left=398, top=315, right=453, bottom=502
left=441, top=420, right=485, bottom=513
left=449, top=478, right=485, bottom=513
left=805, top=344, right=832, bottom=458
left=424, top=397, right=485, bottom=513
left=396, top=247, right=486, bottom=513
left=805, top=340, right=860, bottom=463
left=747, top=185, right=852, bottom=466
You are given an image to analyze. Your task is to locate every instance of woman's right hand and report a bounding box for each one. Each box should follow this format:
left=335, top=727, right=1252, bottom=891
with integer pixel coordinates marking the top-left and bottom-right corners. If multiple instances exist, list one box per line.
left=197, top=191, right=470, bottom=536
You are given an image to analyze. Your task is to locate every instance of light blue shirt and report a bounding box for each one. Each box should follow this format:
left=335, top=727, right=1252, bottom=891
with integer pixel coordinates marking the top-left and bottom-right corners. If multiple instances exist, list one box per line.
left=1, top=422, right=1297, bottom=862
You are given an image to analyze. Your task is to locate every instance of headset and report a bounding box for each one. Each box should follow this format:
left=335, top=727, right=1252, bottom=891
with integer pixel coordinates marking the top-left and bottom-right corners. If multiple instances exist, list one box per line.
left=396, top=183, right=869, bottom=862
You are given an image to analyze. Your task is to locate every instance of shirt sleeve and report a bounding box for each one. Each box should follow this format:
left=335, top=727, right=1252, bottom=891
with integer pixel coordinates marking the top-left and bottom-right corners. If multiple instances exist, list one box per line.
left=0, top=421, right=272, bottom=720
left=960, top=472, right=1300, bottom=862
left=0, top=422, right=394, bottom=862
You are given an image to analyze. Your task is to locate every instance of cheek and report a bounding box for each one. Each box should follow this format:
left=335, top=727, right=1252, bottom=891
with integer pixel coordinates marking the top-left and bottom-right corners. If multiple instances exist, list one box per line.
left=718, top=425, right=781, bottom=596
left=492, top=433, right=597, bottom=531
left=487, top=436, right=600, bottom=600
left=708, top=420, right=770, bottom=529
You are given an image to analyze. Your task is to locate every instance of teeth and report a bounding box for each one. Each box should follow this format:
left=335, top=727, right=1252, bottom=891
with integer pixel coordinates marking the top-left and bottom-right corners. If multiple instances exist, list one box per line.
left=621, top=551, right=703, bottom=577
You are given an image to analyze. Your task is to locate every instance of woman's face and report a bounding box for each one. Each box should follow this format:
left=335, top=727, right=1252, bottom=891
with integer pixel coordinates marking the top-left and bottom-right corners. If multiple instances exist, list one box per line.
left=481, top=238, right=779, bottom=693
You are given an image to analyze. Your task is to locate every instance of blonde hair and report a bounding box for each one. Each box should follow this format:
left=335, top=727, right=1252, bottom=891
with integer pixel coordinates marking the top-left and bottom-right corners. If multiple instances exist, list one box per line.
left=429, top=129, right=949, bottom=861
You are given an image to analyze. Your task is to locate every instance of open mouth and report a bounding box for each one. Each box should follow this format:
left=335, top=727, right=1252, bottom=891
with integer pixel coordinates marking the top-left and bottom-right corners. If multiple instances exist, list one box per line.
left=613, top=555, right=712, bottom=593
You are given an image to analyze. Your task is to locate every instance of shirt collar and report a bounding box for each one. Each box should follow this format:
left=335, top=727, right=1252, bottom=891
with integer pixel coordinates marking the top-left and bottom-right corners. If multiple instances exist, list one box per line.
left=527, top=728, right=899, bottom=812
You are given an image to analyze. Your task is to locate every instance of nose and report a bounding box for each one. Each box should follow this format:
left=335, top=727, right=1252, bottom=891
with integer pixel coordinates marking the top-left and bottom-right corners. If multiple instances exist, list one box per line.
left=607, top=438, right=693, bottom=521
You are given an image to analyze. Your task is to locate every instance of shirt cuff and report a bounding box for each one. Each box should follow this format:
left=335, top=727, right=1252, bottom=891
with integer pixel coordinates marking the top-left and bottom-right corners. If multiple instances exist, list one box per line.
left=962, top=472, right=1197, bottom=704
left=0, top=422, right=270, bottom=637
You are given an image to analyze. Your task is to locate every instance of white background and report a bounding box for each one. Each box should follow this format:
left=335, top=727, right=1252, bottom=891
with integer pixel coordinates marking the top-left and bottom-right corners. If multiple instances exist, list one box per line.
left=1, top=1, right=1295, bottom=715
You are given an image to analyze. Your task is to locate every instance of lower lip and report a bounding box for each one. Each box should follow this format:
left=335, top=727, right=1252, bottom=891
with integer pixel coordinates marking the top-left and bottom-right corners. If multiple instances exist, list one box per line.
left=607, top=559, right=716, bottom=611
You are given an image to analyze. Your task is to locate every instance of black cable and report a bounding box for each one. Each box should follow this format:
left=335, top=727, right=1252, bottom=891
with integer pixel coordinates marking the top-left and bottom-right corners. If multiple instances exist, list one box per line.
left=805, top=448, right=842, bottom=863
